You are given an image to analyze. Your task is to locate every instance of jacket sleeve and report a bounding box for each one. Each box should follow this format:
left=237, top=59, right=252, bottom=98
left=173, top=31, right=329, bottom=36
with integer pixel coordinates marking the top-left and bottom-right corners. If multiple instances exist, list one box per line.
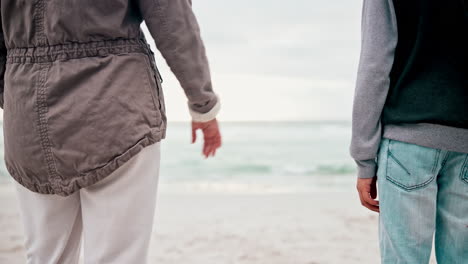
left=0, top=14, right=7, bottom=109
left=137, top=0, right=220, bottom=122
left=349, top=0, right=398, bottom=178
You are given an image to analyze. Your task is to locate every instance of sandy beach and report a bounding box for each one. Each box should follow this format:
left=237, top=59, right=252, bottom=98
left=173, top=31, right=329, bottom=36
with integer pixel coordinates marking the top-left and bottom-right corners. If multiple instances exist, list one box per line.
left=1, top=182, right=384, bottom=264
left=1, top=180, right=441, bottom=264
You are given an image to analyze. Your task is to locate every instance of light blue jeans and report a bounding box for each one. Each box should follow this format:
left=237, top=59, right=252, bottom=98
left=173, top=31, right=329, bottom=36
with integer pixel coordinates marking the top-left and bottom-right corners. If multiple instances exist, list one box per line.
left=377, top=138, right=468, bottom=264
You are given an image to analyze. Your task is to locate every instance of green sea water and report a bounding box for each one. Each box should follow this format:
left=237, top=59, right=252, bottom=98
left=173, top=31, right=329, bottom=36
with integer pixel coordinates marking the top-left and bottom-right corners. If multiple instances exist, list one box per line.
left=0, top=121, right=357, bottom=193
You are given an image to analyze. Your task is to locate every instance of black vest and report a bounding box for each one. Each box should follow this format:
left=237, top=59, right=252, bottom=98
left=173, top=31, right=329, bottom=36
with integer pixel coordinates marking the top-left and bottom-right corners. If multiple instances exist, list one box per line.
left=383, top=0, right=468, bottom=129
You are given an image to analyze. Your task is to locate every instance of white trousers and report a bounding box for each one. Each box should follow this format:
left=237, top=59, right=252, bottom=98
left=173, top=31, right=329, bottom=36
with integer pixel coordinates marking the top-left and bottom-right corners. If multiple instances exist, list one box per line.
left=13, top=142, right=161, bottom=264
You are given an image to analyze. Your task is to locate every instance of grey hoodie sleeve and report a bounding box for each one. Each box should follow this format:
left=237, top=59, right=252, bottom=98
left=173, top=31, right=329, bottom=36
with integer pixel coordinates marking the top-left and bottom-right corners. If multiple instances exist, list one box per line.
left=137, top=0, right=220, bottom=122
left=350, top=0, right=398, bottom=178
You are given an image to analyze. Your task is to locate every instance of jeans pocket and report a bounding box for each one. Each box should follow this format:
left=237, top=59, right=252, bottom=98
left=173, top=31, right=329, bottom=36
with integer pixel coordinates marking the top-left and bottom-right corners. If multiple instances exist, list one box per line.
left=385, top=139, right=439, bottom=191
left=461, top=155, right=468, bottom=184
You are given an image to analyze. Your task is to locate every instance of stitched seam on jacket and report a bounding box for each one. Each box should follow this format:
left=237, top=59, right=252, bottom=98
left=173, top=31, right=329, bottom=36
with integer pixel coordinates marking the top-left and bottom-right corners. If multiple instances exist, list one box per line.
left=7, top=37, right=142, bottom=51
left=34, top=0, right=46, bottom=46
left=6, top=46, right=146, bottom=64
left=140, top=54, right=163, bottom=127
left=7, top=44, right=141, bottom=57
left=33, top=0, right=60, bottom=183
left=141, top=44, right=165, bottom=111
left=36, top=63, right=60, bottom=181
left=9, top=132, right=163, bottom=196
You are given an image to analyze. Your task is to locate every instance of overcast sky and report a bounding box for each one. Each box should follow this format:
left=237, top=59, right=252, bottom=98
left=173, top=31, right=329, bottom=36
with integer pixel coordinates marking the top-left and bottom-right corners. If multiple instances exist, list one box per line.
left=143, top=0, right=363, bottom=122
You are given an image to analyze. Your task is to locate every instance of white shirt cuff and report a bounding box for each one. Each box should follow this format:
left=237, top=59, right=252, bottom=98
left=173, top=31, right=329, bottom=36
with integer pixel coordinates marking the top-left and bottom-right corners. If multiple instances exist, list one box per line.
left=189, top=97, right=221, bottom=122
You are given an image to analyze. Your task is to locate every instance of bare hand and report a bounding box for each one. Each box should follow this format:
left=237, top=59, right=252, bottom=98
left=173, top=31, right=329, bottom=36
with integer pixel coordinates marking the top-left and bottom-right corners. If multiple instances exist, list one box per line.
left=191, top=119, right=222, bottom=158
left=357, top=177, right=379, bottom=213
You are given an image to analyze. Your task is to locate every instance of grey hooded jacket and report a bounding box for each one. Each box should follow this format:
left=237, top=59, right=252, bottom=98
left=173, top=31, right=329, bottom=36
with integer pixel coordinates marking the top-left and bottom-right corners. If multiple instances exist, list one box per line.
left=0, top=0, right=219, bottom=196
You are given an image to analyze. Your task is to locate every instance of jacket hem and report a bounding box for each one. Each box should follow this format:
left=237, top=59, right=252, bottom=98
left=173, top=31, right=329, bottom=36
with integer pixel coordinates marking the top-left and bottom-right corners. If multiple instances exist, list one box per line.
left=383, top=123, right=468, bottom=154
left=7, top=127, right=166, bottom=196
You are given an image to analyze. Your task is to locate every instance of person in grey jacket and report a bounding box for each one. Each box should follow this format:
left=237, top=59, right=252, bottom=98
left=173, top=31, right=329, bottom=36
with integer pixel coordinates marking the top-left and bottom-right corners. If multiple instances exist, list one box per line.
left=1, top=0, right=221, bottom=263
left=351, top=0, right=467, bottom=263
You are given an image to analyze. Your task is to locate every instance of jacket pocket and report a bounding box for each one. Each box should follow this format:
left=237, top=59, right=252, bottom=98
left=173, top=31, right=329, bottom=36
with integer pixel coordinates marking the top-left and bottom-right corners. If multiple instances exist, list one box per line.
left=45, top=54, right=163, bottom=177
left=140, top=53, right=166, bottom=121
left=461, top=155, right=468, bottom=184
left=385, top=139, right=439, bottom=191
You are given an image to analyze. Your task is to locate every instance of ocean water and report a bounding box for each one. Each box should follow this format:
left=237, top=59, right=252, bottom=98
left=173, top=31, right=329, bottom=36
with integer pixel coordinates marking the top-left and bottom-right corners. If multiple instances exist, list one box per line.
left=0, top=122, right=357, bottom=194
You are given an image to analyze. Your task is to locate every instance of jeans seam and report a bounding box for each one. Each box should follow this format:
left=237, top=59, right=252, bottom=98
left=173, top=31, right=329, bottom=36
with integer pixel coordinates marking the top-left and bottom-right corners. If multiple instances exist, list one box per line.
left=387, top=150, right=412, bottom=175
left=440, top=152, right=451, bottom=171
left=460, top=155, right=468, bottom=184
left=431, top=150, right=441, bottom=174
left=385, top=174, right=436, bottom=191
